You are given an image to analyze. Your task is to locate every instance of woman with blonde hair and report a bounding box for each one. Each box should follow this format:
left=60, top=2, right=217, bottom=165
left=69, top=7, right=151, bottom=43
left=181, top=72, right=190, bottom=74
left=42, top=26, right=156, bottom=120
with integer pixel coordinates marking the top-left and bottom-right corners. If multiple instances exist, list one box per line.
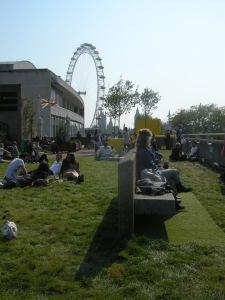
left=136, top=128, right=191, bottom=196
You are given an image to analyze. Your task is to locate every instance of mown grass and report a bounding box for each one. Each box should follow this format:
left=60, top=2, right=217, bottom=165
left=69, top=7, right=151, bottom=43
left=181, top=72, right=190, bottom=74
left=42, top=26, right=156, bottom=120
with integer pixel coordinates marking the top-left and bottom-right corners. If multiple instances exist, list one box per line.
left=164, top=151, right=225, bottom=232
left=0, top=153, right=225, bottom=299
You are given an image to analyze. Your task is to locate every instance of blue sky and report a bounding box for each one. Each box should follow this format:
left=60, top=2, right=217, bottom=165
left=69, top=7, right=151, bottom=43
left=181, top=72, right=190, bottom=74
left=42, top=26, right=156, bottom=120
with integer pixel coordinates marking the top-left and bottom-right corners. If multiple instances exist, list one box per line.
left=1, top=0, right=225, bottom=128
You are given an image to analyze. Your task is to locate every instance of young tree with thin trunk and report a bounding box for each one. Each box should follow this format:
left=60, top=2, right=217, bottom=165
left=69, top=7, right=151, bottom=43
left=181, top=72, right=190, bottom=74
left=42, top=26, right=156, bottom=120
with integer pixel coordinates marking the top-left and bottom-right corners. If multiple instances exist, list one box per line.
left=104, top=78, right=139, bottom=132
left=140, top=89, right=161, bottom=126
left=22, top=97, right=36, bottom=139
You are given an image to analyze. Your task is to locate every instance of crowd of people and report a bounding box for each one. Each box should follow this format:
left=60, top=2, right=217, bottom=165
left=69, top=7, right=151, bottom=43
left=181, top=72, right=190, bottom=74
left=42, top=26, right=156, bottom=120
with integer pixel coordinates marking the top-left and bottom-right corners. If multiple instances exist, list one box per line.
left=0, top=151, right=83, bottom=189
left=169, top=140, right=199, bottom=162
left=1, top=128, right=224, bottom=202
left=93, top=127, right=136, bottom=160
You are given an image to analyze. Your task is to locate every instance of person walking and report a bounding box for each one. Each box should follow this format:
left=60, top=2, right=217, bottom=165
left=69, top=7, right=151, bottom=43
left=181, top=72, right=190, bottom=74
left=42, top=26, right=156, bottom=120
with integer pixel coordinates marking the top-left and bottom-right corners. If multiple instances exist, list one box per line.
left=123, top=127, right=130, bottom=153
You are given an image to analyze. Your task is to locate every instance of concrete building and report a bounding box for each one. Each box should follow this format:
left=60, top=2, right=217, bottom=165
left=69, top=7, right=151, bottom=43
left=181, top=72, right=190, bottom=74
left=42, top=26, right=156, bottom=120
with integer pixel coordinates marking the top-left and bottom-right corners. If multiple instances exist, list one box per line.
left=0, top=61, right=84, bottom=141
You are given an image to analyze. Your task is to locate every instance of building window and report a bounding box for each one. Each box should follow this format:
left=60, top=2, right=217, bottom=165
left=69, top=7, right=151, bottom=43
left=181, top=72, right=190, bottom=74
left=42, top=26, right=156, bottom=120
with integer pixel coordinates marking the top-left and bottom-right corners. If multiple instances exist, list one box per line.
left=0, top=92, right=18, bottom=111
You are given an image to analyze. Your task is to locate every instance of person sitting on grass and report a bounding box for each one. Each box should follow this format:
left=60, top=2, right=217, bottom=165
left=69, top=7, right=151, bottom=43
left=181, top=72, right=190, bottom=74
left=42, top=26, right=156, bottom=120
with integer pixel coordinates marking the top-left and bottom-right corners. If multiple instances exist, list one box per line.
left=10, top=141, right=20, bottom=158
left=0, top=143, right=11, bottom=162
left=30, top=142, right=40, bottom=163
left=49, top=153, right=63, bottom=176
left=96, top=141, right=120, bottom=161
left=60, top=152, right=83, bottom=183
left=169, top=142, right=187, bottom=161
left=136, top=129, right=192, bottom=209
left=96, top=141, right=113, bottom=160
left=187, top=141, right=199, bottom=160
left=14, top=159, right=51, bottom=188
left=0, top=153, right=28, bottom=188
left=30, top=162, right=50, bottom=181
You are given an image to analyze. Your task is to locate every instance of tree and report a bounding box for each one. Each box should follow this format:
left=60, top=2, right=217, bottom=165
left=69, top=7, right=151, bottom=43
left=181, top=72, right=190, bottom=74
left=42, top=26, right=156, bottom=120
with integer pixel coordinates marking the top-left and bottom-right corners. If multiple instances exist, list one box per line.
left=22, top=97, right=36, bottom=139
left=171, top=103, right=225, bottom=133
left=140, top=88, right=161, bottom=126
left=104, top=78, right=139, bottom=131
left=56, top=123, right=69, bottom=145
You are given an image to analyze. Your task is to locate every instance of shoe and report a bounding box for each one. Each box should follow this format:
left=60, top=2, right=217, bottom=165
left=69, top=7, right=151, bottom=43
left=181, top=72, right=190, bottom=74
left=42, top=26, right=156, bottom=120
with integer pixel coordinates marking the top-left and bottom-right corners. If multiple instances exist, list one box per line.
left=77, top=174, right=84, bottom=183
left=176, top=203, right=185, bottom=210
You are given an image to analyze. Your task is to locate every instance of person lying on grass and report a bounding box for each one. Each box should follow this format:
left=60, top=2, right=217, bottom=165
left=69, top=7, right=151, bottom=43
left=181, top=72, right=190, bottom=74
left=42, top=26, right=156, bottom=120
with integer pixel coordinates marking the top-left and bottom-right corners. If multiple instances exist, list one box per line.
left=60, top=152, right=84, bottom=183
left=136, top=128, right=192, bottom=210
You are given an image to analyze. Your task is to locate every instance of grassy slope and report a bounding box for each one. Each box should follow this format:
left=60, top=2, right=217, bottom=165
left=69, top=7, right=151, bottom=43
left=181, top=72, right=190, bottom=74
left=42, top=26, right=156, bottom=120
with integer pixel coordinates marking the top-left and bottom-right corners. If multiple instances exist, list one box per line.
left=0, top=155, right=225, bottom=299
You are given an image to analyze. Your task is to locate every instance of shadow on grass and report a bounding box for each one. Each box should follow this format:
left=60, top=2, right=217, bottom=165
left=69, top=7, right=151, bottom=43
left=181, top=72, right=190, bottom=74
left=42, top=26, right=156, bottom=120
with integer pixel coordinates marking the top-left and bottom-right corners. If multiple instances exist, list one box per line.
left=75, top=198, right=174, bottom=281
left=75, top=197, right=126, bottom=281
left=135, top=215, right=171, bottom=240
left=220, top=184, right=225, bottom=196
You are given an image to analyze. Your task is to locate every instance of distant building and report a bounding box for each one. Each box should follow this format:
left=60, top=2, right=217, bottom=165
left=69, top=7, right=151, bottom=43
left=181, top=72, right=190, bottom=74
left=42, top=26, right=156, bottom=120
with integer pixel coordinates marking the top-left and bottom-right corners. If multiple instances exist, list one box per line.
left=98, top=107, right=107, bottom=133
left=134, top=107, right=140, bottom=127
left=106, top=118, right=113, bottom=134
left=0, top=61, right=84, bottom=141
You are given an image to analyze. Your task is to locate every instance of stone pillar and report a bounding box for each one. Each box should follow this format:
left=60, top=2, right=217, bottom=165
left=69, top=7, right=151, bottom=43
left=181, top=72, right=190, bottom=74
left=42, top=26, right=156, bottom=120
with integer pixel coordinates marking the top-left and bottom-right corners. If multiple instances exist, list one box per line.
left=118, top=152, right=135, bottom=237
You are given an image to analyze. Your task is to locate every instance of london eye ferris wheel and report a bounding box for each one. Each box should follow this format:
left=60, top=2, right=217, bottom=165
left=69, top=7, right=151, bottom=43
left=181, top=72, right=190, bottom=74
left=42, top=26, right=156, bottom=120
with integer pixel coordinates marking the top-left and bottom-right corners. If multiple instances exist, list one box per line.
left=65, top=43, right=105, bottom=128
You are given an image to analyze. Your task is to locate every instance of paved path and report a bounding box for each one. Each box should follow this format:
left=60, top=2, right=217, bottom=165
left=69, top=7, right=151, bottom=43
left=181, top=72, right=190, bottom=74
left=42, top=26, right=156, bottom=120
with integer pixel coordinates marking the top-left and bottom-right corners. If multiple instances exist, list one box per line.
left=75, top=149, right=94, bottom=157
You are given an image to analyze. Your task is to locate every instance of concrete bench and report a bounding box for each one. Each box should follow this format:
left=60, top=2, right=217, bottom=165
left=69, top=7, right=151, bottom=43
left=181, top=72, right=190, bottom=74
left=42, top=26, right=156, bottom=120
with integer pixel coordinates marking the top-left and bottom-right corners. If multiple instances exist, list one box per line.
left=118, top=150, right=176, bottom=237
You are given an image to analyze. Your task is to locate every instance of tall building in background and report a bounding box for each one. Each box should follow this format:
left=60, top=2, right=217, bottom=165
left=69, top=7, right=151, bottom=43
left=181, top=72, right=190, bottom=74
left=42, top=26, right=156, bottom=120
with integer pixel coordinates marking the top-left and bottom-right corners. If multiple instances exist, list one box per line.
left=0, top=61, right=84, bottom=141
left=98, top=107, right=106, bottom=133
left=134, top=107, right=140, bottom=127
left=106, top=118, right=114, bottom=134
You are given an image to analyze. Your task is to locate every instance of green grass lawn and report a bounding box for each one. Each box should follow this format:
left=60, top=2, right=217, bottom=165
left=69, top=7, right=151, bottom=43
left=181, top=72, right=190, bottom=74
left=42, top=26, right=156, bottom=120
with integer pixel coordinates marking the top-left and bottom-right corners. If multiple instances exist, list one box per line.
left=0, top=154, right=225, bottom=299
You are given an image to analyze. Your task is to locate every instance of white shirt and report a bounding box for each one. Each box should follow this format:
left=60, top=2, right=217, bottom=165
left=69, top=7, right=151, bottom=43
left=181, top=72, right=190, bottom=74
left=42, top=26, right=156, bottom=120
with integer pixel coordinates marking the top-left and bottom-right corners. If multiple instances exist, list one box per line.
left=5, top=158, right=25, bottom=180
left=50, top=161, right=62, bottom=175
left=99, top=146, right=113, bottom=158
left=123, top=131, right=130, bottom=144
left=189, top=146, right=198, bottom=157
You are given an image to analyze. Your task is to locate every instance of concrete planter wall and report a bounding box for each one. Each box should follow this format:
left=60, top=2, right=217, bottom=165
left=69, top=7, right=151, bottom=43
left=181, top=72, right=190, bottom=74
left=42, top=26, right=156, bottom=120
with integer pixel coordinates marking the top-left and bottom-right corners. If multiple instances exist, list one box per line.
left=180, top=138, right=225, bottom=168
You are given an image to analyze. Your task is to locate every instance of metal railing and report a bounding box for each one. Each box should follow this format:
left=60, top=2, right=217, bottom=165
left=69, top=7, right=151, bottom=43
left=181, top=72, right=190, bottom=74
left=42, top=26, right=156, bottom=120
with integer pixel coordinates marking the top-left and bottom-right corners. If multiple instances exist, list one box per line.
left=183, top=133, right=225, bottom=141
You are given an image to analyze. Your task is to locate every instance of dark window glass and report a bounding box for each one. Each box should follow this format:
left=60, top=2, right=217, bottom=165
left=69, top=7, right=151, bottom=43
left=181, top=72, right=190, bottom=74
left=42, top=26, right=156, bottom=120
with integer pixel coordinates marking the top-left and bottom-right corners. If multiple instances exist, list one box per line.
left=0, top=92, right=18, bottom=111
